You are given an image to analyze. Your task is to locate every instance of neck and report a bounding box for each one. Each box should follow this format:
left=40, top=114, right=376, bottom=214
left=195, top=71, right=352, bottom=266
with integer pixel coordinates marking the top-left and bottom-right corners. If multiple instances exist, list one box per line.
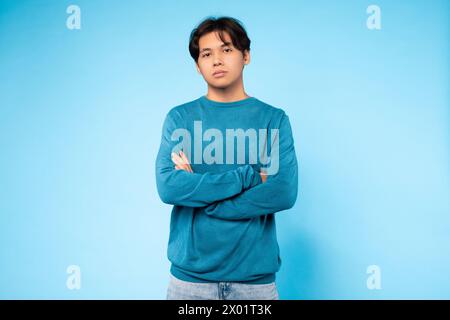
left=206, top=76, right=249, bottom=102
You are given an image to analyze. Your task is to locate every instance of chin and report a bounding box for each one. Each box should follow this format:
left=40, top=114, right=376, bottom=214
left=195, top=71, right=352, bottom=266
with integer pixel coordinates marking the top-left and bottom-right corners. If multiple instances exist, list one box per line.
left=212, top=84, right=232, bottom=90
left=207, top=81, right=232, bottom=89
left=207, top=78, right=236, bottom=89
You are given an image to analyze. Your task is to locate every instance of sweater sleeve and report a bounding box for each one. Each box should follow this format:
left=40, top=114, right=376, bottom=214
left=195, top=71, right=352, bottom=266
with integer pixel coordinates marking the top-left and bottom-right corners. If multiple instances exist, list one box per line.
left=155, top=109, right=262, bottom=207
left=203, top=113, right=298, bottom=220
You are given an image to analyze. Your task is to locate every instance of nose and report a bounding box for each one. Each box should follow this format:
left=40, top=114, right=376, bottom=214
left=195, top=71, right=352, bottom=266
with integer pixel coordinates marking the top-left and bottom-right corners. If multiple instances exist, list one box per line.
left=213, top=52, right=223, bottom=67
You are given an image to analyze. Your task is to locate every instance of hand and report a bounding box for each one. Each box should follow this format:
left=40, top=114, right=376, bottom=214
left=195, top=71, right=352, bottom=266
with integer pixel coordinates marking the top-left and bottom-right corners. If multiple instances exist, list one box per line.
left=260, top=171, right=267, bottom=183
left=171, top=151, right=193, bottom=173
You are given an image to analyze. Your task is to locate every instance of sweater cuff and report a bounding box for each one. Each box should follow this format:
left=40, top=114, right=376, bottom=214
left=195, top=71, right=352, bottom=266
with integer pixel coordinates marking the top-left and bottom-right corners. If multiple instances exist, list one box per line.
left=238, top=165, right=262, bottom=190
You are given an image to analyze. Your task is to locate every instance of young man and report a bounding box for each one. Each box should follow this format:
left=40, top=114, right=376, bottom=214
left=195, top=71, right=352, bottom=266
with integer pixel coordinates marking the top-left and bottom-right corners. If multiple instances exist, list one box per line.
left=155, top=16, right=298, bottom=300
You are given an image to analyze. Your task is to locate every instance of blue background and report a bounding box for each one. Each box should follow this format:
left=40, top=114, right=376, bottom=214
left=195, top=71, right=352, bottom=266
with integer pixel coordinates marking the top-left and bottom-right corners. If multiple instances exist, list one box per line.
left=0, top=0, right=449, bottom=299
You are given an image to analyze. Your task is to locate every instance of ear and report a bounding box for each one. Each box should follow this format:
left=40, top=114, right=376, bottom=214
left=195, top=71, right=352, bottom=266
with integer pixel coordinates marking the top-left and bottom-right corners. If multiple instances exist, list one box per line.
left=243, top=49, right=251, bottom=65
left=195, top=62, right=202, bottom=74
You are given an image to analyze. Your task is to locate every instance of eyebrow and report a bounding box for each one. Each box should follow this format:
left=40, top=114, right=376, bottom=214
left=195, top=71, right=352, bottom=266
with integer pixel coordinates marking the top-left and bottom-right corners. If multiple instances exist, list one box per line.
left=199, top=42, right=232, bottom=53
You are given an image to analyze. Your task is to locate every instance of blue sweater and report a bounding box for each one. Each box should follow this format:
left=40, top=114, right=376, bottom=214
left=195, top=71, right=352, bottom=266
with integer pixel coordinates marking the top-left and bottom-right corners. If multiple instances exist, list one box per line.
left=155, top=95, right=298, bottom=284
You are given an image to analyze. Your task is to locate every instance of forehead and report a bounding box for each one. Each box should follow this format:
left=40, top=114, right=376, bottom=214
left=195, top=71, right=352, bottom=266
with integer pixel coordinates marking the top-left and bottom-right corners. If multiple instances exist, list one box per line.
left=198, top=31, right=232, bottom=50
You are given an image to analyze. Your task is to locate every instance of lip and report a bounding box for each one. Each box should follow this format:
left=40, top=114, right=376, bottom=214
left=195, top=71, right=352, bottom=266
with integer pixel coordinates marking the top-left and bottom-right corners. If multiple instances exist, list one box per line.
left=212, top=70, right=227, bottom=78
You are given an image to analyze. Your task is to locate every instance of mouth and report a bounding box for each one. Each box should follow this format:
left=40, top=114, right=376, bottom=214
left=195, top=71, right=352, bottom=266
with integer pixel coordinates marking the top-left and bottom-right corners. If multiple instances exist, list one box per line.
left=212, top=70, right=227, bottom=78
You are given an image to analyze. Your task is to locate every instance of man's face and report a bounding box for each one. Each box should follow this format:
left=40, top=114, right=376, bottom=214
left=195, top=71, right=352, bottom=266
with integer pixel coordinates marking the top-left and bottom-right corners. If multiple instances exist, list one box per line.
left=196, top=31, right=250, bottom=89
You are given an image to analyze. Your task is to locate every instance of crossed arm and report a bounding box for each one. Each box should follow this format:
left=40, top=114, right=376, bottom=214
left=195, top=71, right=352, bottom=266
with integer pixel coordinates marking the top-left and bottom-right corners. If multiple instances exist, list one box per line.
left=155, top=110, right=264, bottom=208
left=172, top=150, right=267, bottom=182
left=155, top=110, right=298, bottom=219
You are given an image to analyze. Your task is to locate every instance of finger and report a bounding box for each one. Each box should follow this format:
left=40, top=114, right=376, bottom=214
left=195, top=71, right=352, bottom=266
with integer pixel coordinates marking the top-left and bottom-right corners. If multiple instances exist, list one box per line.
left=175, top=151, right=192, bottom=173
left=171, top=152, right=184, bottom=166
left=260, top=171, right=268, bottom=183
left=173, top=152, right=189, bottom=168
left=179, top=151, right=190, bottom=164
left=172, top=153, right=191, bottom=172
left=175, top=165, right=186, bottom=171
left=180, top=151, right=193, bottom=173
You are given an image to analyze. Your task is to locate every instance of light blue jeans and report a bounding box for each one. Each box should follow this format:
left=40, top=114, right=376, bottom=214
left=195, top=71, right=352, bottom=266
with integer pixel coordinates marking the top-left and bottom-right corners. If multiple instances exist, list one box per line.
left=166, top=274, right=279, bottom=300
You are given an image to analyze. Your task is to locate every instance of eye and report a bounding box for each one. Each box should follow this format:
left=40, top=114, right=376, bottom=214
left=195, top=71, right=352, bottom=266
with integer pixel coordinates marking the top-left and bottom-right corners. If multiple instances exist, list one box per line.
left=201, top=53, right=211, bottom=58
left=224, top=48, right=232, bottom=52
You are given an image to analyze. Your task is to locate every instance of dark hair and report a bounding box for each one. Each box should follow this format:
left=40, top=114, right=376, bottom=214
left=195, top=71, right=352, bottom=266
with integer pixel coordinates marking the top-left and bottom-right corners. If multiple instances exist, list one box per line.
left=189, top=16, right=251, bottom=62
